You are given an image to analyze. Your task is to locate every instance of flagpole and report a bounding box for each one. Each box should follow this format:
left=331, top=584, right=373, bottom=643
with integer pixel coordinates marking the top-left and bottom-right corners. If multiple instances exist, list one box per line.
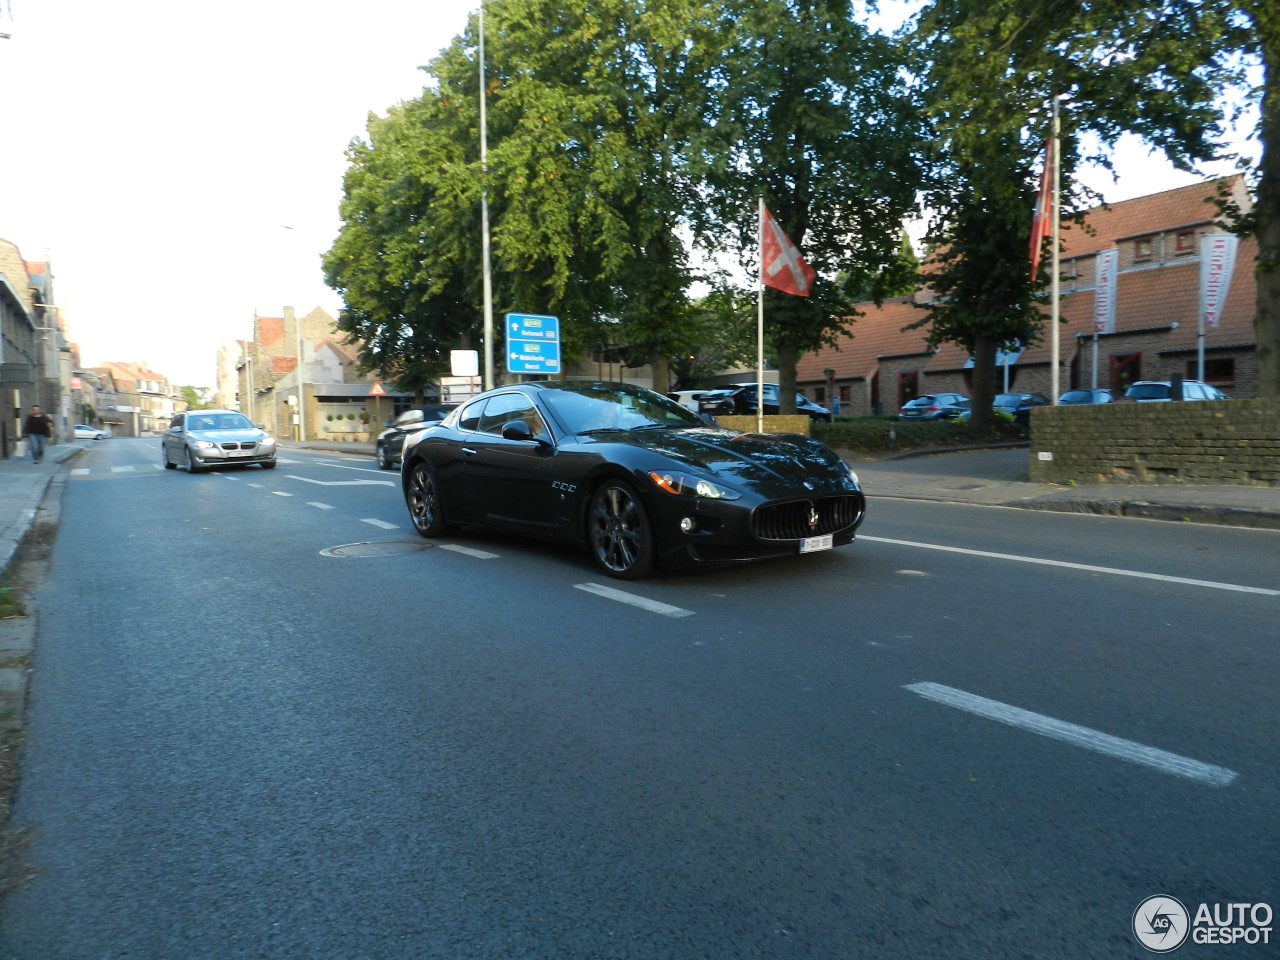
left=757, top=196, right=765, bottom=434
left=1049, top=96, right=1061, bottom=403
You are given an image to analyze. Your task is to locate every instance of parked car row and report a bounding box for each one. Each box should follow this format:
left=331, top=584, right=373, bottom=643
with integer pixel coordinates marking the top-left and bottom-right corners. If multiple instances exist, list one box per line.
left=697, top=383, right=833, bottom=423
left=895, top=380, right=1227, bottom=421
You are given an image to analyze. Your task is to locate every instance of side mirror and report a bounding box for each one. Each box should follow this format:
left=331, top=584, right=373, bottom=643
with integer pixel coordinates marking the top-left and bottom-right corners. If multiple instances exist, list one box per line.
left=501, top=420, right=545, bottom=445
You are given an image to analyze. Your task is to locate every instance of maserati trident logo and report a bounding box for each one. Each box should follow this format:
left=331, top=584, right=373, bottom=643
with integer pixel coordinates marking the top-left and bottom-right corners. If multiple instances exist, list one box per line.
left=807, top=506, right=820, bottom=530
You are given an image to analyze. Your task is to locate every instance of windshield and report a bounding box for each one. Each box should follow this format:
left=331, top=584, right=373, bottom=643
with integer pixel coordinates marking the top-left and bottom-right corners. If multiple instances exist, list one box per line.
left=1127, top=383, right=1170, bottom=400
left=191, top=413, right=253, bottom=431
left=541, top=382, right=704, bottom=435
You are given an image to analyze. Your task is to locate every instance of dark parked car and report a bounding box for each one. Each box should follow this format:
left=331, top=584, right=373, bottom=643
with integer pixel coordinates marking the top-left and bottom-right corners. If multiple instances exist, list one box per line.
left=376, top=404, right=458, bottom=469
left=991, top=392, right=1052, bottom=427
left=161, top=410, right=277, bottom=472
left=1058, top=388, right=1113, bottom=405
left=955, top=393, right=1051, bottom=427
left=897, top=393, right=970, bottom=421
left=698, top=383, right=832, bottom=423
left=1124, top=380, right=1229, bottom=402
left=401, top=381, right=865, bottom=579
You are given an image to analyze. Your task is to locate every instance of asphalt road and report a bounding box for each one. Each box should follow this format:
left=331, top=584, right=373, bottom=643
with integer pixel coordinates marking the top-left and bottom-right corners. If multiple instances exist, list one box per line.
left=1, top=439, right=1275, bottom=959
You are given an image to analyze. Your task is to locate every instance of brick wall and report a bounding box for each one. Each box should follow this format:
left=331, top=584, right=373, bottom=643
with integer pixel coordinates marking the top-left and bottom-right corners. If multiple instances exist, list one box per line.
left=1028, top=399, right=1279, bottom=486
left=716, top=415, right=811, bottom=437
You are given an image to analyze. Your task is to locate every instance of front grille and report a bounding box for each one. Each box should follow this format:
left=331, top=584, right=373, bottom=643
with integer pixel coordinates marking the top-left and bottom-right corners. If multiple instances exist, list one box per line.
left=752, top=494, right=864, bottom=541
left=218, top=442, right=256, bottom=451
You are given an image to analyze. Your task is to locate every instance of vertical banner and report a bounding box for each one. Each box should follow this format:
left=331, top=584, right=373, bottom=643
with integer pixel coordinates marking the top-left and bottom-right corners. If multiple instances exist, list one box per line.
left=1199, top=234, right=1239, bottom=329
left=1093, top=248, right=1119, bottom=334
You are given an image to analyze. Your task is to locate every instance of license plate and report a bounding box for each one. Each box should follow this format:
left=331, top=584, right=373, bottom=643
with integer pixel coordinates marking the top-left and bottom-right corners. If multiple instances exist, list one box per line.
left=228, top=448, right=251, bottom=457
left=799, top=534, right=833, bottom=554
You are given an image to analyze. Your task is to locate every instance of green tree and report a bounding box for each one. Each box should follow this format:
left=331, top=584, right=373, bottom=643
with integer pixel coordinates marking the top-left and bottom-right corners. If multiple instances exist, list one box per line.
left=702, top=0, right=927, bottom=413
left=909, top=0, right=1271, bottom=425
left=180, top=386, right=214, bottom=410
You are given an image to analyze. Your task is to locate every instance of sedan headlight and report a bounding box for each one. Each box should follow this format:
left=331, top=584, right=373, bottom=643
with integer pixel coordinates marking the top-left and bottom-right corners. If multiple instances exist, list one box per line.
left=648, top=470, right=741, bottom=501
left=192, top=440, right=218, bottom=450
left=845, top=464, right=859, bottom=485
left=258, top=436, right=277, bottom=447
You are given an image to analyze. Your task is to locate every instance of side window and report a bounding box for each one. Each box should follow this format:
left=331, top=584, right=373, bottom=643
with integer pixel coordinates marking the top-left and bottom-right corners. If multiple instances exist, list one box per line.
left=458, top=398, right=485, bottom=432
left=478, top=393, right=542, bottom=436
left=169, top=414, right=184, bottom=431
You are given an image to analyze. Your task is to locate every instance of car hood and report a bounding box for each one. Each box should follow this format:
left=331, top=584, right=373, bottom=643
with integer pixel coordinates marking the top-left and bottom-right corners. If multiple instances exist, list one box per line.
left=592, top=427, right=858, bottom=495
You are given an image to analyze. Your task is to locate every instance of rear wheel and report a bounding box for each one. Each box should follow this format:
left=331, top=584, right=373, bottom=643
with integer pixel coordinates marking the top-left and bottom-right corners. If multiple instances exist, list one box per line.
left=376, top=445, right=392, bottom=470
left=406, top=461, right=447, bottom=537
left=162, top=445, right=176, bottom=470
left=588, top=481, right=653, bottom=579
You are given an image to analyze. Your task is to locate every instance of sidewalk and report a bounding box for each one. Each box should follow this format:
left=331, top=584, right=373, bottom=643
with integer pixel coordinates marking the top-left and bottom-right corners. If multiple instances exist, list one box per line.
left=842, top=445, right=1280, bottom=530
left=0, top=441, right=86, bottom=580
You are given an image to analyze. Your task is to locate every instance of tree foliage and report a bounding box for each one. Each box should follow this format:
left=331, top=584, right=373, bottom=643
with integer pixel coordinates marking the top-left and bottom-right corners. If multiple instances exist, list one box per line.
left=909, top=0, right=1274, bottom=420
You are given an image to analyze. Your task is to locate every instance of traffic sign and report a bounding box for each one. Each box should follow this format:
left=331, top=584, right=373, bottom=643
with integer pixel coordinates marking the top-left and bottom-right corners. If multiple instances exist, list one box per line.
left=506, top=313, right=561, bottom=375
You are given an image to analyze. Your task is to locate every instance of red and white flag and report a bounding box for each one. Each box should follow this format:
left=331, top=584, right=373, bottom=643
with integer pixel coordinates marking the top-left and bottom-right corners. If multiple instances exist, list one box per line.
left=1029, top=138, right=1054, bottom=279
left=761, top=205, right=815, bottom=298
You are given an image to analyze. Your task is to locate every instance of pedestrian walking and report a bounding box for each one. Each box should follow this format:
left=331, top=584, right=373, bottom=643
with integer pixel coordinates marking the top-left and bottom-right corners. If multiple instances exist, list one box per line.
left=21, top=404, right=53, bottom=463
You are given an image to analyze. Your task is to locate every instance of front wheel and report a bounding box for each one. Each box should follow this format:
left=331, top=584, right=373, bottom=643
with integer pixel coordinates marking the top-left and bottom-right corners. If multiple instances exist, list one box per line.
left=376, top=445, right=392, bottom=470
left=184, top=448, right=203, bottom=473
left=588, top=481, right=653, bottom=579
left=406, top=461, right=447, bottom=537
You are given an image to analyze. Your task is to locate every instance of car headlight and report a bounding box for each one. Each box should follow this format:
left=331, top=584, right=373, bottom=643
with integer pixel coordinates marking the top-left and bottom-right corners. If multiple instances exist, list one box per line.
left=193, top=440, right=217, bottom=450
left=648, top=470, right=741, bottom=501
left=845, top=464, right=859, bottom=485
left=258, top=436, right=277, bottom=447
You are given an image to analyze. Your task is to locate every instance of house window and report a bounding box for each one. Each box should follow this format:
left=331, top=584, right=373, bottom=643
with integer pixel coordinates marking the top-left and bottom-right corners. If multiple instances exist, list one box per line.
left=1186, top=357, right=1234, bottom=387
left=1175, top=230, right=1196, bottom=255
left=1134, top=238, right=1154, bottom=262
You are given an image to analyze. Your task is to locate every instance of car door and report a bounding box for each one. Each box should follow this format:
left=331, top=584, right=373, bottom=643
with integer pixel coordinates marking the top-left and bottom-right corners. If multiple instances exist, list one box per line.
left=458, top=392, right=560, bottom=531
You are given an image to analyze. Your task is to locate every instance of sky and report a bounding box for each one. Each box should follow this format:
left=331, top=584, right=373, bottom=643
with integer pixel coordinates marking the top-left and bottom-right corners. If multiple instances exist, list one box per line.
left=0, top=0, right=1257, bottom=390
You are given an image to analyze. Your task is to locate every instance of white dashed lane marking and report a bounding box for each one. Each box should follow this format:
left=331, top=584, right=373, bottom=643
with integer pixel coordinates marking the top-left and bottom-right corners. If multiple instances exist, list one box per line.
left=574, top=582, right=695, bottom=618
left=862, top=536, right=1278, bottom=597
left=440, top=544, right=499, bottom=560
left=361, top=518, right=398, bottom=530
left=905, top=682, right=1238, bottom=788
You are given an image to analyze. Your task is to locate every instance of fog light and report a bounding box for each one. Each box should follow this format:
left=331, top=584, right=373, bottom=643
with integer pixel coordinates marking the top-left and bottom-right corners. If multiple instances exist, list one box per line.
left=680, top=516, right=696, bottom=533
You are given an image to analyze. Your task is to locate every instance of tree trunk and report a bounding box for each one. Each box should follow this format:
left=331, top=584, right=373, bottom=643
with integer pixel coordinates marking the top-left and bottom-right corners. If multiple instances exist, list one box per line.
left=777, top=340, right=798, bottom=415
left=1254, top=1, right=1279, bottom=397
left=967, top=335, right=999, bottom=432
left=649, top=352, right=671, bottom=397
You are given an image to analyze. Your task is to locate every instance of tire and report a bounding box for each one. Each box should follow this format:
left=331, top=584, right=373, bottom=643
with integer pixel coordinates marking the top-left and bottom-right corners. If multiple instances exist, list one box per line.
left=184, top=447, right=203, bottom=473
left=587, top=480, right=654, bottom=579
left=163, top=445, right=176, bottom=470
left=376, top=445, right=392, bottom=470
left=406, top=461, right=447, bottom=537
left=261, top=460, right=277, bottom=470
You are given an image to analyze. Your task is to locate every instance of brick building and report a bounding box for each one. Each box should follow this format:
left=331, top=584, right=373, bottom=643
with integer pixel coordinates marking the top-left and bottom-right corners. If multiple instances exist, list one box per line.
left=797, top=176, right=1260, bottom=413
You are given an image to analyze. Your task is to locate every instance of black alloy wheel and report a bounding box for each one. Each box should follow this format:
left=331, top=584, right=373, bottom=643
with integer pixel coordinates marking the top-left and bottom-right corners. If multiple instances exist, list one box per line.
left=588, top=481, right=653, bottom=579
left=406, top=462, right=447, bottom=536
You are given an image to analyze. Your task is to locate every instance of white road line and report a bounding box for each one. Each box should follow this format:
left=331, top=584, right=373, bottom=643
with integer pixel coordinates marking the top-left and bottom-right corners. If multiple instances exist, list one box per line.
left=905, top=682, right=1238, bottom=788
left=862, top=535, right=1278, bottom=597
left=272, top=491, right=293, bottom=497
left=70, top=468, right=89, bottom=476
left=440, top=544, right=499, bottom=560
left=308, top=502, right=335, bottom=510
left=574, top=582, right=695, bottom=618
left=111, top=465, right=136, bottom=473
left=362, top=518, right=398, bottom=529
left=286, top=475, right=394, bottom=487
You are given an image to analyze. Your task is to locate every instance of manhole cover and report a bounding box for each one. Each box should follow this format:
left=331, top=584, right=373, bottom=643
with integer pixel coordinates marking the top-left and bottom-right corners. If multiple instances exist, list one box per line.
left=320, top=541, right=432, bottom=558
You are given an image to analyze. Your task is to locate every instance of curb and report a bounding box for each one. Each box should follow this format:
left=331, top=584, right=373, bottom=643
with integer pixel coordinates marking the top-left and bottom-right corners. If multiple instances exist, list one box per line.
left=1019, top=498, right=1280, bottom=530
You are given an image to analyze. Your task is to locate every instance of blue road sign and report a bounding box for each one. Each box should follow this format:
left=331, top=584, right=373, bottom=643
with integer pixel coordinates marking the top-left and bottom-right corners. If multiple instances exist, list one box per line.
left=506, top=313, right=561, bottom=375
